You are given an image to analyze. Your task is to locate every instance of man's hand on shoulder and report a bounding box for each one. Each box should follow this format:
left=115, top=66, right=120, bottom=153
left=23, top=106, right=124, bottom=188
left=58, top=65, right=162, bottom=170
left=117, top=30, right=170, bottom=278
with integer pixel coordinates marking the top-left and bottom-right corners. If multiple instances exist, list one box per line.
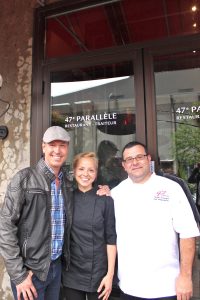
left=96, top=185, right=111, bottom=196
left=16, top=271, right=37, bottom=300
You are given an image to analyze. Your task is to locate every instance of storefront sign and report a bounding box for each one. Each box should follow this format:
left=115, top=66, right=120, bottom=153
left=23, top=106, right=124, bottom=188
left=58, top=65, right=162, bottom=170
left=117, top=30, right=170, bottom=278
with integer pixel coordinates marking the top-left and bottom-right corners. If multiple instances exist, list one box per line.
left=64, top=112, right=135, bottom=135
left=175, top=104, right=200, bottom=121
left=65, top=112, right=117, bottom=128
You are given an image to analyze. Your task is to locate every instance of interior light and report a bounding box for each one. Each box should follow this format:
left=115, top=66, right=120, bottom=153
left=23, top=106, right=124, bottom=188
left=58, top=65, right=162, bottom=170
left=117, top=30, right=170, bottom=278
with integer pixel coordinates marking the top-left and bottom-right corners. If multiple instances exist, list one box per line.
left=51, top=103, right=70, bottom=106
left=193, top=23, right=197, bottom=27
left=193, top=50, right=196, bottom=53
left=192, top=6, right=197, bottom=11
left=51, top=76, right=130, bottom=97
left=74, top=100, right=92, bottom=104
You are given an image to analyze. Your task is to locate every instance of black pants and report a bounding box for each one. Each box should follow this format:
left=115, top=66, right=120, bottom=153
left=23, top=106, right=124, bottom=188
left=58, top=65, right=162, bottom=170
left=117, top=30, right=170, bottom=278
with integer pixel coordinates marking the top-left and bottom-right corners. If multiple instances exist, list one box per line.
left=120, top=292, right=177, bottom=300
left=63, top=287, right=100, bottom=300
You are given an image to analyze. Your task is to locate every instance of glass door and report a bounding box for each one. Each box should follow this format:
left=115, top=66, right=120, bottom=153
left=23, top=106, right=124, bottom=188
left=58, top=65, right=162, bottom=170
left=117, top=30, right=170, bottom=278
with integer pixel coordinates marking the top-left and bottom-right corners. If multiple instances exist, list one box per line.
left=49, top=59, right=140, bottom=187
left=142, top=40, right=200, bottom=300
left=152, top=48, right=200, bottom=299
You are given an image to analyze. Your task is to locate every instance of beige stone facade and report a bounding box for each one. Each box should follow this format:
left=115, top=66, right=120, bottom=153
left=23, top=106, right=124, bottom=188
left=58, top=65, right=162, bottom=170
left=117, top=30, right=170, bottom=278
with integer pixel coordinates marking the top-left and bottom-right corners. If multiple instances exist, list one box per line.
left=0, top=1, right=58, bottom=298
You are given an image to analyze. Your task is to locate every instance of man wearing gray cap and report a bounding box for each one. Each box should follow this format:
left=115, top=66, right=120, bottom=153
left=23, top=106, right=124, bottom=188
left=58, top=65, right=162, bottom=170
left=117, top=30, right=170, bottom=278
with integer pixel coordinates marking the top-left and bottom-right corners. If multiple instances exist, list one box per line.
left=0, top=126, right=73, bottom=300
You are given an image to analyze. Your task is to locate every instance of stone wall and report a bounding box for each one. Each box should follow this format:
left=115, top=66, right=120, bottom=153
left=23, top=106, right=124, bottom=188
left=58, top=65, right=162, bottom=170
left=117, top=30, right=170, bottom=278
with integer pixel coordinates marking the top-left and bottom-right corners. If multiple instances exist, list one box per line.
left=0, top=1, right=59, bottom=298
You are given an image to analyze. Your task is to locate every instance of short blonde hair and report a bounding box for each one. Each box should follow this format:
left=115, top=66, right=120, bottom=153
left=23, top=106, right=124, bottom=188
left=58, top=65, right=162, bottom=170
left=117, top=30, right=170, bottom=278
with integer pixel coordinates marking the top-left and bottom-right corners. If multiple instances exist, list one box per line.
left=73, top=152, right=98, bottom=170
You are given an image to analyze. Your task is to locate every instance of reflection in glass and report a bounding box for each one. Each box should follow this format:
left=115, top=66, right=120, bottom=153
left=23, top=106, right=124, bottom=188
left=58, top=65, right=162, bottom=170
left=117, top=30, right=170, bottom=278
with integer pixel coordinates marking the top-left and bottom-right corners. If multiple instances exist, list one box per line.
left=155, top=56, right=200, bottom=185
left=51, top=62, right=135, bottom=180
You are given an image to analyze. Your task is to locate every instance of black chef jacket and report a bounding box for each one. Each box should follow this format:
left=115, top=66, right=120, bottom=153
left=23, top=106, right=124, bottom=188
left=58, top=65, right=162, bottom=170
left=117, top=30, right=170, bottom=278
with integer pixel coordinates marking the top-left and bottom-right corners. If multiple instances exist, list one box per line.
left=62, top=187, right=116, bottom=292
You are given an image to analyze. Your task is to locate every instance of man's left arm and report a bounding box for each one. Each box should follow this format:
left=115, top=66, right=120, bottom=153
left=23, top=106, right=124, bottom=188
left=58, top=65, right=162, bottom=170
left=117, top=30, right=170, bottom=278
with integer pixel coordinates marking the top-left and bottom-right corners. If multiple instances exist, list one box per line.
left=176, top=237, right=196, bottom=300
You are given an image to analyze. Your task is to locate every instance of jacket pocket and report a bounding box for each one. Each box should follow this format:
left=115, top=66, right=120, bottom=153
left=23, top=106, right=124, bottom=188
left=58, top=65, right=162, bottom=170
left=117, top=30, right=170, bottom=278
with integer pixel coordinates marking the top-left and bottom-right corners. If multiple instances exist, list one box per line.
left=24, top=188, right=48, bottom=212
left=22, top=238, right=28, bottom=258
left=26, top=189, right=46, bottom=194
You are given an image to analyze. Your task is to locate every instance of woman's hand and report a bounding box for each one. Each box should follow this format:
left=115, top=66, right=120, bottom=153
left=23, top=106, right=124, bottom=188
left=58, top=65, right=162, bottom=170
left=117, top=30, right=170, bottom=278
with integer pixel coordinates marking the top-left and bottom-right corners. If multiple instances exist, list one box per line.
left=97, top=273, right=113, bottom=300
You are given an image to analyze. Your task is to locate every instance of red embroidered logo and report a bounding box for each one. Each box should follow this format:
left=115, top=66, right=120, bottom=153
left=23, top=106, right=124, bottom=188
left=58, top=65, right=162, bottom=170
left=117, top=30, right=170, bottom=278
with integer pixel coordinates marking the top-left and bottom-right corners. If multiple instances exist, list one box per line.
left=154, top=190, right=169, bottom=201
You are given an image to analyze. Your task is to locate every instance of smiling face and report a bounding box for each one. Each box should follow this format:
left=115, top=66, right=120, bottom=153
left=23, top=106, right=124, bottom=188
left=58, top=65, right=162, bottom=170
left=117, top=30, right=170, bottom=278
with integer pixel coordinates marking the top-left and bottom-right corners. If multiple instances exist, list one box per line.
left=74, top=157, right=97, bottom=192
left=42, top=140, right=69, bottom=175
left=122, top=144, right=151, bottom=184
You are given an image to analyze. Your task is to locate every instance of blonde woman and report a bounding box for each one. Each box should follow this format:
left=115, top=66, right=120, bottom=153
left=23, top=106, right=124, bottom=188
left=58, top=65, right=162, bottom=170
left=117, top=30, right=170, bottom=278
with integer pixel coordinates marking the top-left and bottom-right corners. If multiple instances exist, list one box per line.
left=62, top=152, right=117, bottom=300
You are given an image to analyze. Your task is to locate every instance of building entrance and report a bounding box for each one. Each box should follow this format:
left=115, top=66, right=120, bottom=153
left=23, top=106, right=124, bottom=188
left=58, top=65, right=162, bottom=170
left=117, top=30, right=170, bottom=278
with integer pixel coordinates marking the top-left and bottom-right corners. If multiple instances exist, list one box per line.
left=32, top=2, right=200, bottom=299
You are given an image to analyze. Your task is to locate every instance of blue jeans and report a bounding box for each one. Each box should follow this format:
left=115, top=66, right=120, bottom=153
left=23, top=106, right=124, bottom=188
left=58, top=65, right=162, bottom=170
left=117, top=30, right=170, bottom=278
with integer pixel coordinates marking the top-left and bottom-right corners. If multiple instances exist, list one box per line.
left=11, top=258, right=61, bottom=300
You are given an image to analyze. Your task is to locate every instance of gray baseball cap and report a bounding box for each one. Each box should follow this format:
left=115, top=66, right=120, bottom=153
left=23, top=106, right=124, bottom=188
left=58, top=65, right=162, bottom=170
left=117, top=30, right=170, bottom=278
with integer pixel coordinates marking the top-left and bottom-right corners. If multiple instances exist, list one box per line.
left=43, top=126, right=70, bottom=143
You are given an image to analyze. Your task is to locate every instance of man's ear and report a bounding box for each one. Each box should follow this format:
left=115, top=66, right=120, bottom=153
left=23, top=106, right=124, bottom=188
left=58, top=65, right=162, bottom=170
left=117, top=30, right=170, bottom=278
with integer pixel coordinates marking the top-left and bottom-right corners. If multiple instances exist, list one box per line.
left=147, top=154, right=151, bottom=162
left=42, top=142, right=46, bottom=154
left=122, top=161, right=126, bottom=170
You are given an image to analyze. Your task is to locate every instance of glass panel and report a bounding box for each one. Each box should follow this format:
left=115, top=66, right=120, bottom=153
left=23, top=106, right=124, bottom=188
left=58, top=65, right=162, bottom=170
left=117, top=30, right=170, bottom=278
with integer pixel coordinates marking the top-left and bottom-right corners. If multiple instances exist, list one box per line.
left=155, top=50, right=200, bottom=196
left=51, top=61, right=135, bottom=187
left=46, top=0, right=200, bottom=58
left=154, top=50, right=200, bottom=299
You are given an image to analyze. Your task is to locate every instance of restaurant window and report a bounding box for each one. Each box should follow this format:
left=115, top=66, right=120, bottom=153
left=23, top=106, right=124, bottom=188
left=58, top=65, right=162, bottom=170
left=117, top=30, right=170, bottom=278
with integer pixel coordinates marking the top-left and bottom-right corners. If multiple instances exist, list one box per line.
left=50, top=61, right=135, bottom=186
left=154, top=50, right=200, bottom=200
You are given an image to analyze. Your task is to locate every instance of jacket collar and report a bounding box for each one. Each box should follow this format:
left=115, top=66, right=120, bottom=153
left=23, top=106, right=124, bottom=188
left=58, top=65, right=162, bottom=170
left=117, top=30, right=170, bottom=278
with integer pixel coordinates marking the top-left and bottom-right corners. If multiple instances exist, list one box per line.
left=36, top=158, right=59, bottom=181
